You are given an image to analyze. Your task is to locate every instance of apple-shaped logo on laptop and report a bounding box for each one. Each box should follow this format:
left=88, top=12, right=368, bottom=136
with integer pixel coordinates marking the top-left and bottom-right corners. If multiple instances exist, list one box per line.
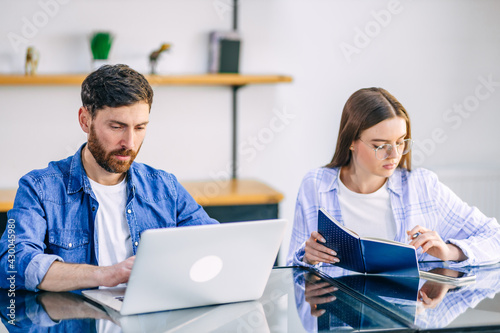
left=189, top=255, right=224, bottom=282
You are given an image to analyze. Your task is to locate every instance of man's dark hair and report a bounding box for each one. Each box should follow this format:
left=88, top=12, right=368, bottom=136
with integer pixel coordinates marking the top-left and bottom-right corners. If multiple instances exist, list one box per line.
left=81, top=64, right=154, bottom=118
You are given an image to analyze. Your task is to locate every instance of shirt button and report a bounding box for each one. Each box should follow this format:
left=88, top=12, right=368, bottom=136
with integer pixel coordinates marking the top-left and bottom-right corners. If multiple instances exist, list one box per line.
left=134, top=241, right=139, bottom=246
left=127, top=209, right=132, bottom=214
left=92, top=206, right=96, bottom=211
left=68, top=243, right=72, bottom=248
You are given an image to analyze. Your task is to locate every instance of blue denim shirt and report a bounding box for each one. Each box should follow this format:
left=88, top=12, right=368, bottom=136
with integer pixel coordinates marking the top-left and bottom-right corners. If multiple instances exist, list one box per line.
left=0, top=144, right=218, bottom=291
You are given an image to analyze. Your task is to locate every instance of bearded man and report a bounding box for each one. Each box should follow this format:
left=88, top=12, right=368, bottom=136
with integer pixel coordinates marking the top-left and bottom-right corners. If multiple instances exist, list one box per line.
left=0, top=64, right=217, bottom=292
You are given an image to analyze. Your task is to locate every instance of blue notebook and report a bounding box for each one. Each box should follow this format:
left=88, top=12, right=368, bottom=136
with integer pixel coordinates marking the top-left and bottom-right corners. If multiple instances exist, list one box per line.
left=317, top=208, right=419, bottom=277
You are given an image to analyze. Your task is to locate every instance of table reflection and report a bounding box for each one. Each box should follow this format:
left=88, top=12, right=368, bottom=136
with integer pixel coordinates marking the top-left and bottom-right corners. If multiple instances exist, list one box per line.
left=295, top=263, right=500, bottom=332
left=415, top=264, right=500, bottom=328
left=0, top=290, right=108, bottom=332
left=0, top=288, right=272, bottom=333
left=0, top=280, right=287, bottom=333
left=1, top=266, right=500, bottom=332
left=293, top=269, right=412, bottom=332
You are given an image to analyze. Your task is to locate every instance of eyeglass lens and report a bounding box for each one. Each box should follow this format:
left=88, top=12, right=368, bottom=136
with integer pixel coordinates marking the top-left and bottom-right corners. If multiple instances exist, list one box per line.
left=376, top=139, right=412, bottom=160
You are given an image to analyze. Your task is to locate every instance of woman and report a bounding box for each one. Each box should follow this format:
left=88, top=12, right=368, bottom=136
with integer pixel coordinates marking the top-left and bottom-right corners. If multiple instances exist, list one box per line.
left=287, top=87, right=500, bottom=267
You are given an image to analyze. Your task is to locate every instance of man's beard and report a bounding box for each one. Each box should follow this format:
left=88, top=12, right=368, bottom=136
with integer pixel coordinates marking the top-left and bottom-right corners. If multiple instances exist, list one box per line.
left=87, top=125, right=141, bottom=174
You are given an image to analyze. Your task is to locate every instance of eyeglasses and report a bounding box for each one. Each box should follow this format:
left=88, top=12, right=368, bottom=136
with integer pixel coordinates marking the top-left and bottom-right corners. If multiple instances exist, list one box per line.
left=359, top=138, right=413, bottom=160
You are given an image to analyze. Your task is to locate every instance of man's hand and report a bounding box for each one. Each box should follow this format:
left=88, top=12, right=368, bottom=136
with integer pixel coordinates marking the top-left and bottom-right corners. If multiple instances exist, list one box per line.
left=304, top=231, right=339, bottom=265
left=407, top=226, right=467, bottom=262
left=97, top=256, right=135, bottom=287
left=38, top=256, right=136, bottom=292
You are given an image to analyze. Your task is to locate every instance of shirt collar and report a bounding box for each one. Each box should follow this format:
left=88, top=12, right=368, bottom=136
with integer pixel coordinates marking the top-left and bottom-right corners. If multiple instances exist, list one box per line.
left=387, top=167, right=403, bottom=196
left=318, top=166, right=404, bottom=196
left=67, top=143, right=137, bottom=195
left=68, top=143, right=88, bottom=194
left=318, top=167, right=340, bottom=193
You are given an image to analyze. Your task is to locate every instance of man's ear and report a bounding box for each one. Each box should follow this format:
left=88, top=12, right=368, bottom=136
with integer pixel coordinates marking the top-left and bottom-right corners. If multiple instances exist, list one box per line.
left=78, top=107, right=91, bottom=134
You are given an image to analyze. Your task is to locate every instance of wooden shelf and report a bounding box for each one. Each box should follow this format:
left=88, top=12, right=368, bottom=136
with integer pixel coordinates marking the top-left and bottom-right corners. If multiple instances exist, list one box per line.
left=0, top=180, right=283, bottom=212
left=0, top=74, right=292, bottom=86
left=0, top=72, right=292, bottom=179
left=182, top=179, right=284, bottom=206
left=0, top=189, right=16, bottom=212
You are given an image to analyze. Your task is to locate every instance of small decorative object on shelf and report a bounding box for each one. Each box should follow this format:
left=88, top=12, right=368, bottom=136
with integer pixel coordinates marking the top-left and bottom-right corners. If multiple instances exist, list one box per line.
left=208, top=31, right=240, bottom=73
left=149, top=43, right=171, bottom=75
left=25, top=46, right=39, bottom=76
left=90, top=32, right=113, bottom=70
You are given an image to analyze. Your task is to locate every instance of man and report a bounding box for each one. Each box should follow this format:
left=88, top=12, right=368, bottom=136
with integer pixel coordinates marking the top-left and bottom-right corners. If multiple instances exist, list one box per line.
left=0, top=64, right=218, bottom=292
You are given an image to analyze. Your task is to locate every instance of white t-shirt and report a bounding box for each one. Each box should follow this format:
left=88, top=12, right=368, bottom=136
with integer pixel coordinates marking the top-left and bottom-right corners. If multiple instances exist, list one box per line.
left=88, top=177, right=133, bottom=267
left=337, top=176, right=397, bottom=240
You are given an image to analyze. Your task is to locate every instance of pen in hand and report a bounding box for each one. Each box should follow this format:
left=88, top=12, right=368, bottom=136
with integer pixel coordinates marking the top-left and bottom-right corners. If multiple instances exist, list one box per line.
left=408, top=231, right=421, bottom=246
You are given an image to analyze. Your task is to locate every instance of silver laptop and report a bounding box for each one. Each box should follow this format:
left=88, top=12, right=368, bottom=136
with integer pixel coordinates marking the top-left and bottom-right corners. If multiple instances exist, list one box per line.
left=82, top=219, right=287, bottom=315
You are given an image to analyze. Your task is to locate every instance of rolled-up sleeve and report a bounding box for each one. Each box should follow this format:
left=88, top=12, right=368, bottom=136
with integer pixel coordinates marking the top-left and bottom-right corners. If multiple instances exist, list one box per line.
left=0, top=176, right=61, bottom=291
left=24, top=254, right=63, bottom=292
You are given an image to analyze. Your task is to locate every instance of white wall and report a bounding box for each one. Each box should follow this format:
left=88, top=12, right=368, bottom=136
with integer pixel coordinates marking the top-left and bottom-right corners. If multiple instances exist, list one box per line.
left=1, top=0, right=500, bottom=264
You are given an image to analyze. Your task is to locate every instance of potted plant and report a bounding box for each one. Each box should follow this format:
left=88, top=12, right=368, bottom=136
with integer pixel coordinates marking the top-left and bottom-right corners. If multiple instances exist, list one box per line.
left=90, top=32, right=113, bottom=69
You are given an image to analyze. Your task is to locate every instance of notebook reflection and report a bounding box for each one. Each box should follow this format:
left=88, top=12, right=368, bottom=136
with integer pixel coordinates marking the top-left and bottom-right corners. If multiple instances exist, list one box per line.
left=294, top=264, right=500, bottom=332
left=293, top=269, right=415, bottom=332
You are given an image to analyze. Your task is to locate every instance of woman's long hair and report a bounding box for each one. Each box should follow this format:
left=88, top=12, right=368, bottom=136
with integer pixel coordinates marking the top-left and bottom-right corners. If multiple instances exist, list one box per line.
left=326, top=87, right=412, bottom=170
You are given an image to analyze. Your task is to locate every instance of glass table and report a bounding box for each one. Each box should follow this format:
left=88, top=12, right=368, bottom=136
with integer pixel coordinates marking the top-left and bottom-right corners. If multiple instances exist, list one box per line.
left=1, top=263, right=500, bottom=332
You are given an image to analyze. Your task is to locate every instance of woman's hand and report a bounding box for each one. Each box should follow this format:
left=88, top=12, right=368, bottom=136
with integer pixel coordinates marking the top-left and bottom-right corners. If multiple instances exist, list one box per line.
left=304, top=231, right=340, bottom=265
left=407, top=226, right=467, bottom=262
left=304, top=274, right=338, bottom=317
left=417, top=280, right=453, bottom=310
left=417, top=267, right=459, bottom=311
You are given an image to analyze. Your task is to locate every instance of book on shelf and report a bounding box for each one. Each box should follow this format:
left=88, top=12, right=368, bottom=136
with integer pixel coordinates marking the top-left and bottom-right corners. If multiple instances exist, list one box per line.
left=208, top=31, right=240, bottom=74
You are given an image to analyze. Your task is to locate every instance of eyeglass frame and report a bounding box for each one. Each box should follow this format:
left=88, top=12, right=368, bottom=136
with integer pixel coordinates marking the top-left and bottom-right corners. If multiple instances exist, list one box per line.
left=358, top=138, right=413, bottom=161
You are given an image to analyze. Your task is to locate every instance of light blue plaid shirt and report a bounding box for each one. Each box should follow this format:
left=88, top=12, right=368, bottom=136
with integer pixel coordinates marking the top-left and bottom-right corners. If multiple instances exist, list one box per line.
left=287, top=167, right=500, bottom=268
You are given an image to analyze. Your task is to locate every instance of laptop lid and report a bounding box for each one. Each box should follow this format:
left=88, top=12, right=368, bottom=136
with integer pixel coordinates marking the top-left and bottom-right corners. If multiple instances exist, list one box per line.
left=85, top=219, right=287, bottom=315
